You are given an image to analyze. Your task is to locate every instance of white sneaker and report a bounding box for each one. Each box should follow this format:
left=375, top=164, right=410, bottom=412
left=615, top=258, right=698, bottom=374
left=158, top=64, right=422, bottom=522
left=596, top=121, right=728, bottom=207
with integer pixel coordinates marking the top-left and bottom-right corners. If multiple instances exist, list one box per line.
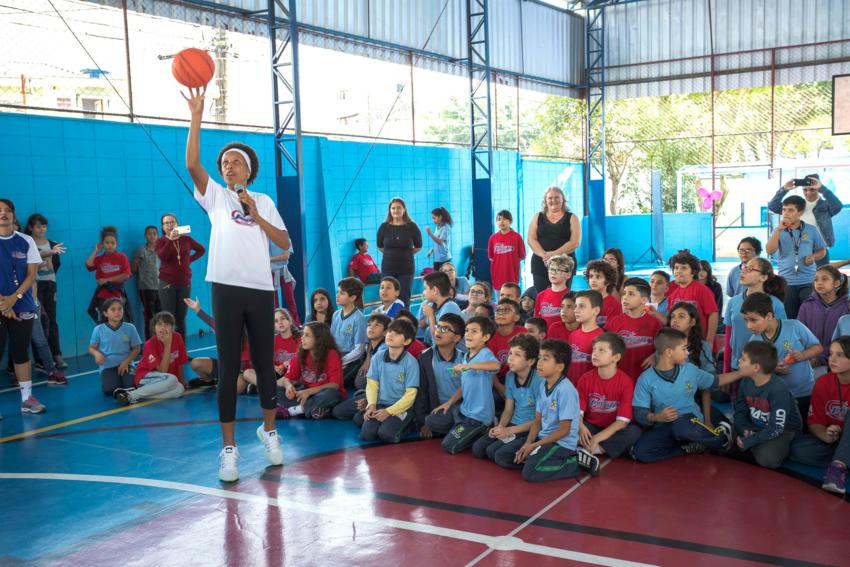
left=256, top=425, right=283, bottom=466
left=718, top=422, right=734, bottom=451
left=219, top=446, right=239, bottom=482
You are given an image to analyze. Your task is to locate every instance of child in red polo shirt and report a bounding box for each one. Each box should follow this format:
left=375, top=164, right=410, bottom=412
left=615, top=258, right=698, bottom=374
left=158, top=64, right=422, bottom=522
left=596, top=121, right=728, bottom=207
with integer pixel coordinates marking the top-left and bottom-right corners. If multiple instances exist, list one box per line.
left=605, top=278, right=661, bottom=381
left=667, top=249, right=718, bottom=346
left=488, top=209, right=526, bottom=292
left=488, top=298, right=527, bottom=382
left=567, top=290, right=603, bottom=385
left=113, top=311, right=188, bottom=406
left=584, top=259, right=622, bottom=326
left=535, top=254, right=573, bottom=329
left=348, top=238, right=381, bottom=283
left=577, top=332, right=642, bottom=459
left=85, top=226, right=133, bottom=320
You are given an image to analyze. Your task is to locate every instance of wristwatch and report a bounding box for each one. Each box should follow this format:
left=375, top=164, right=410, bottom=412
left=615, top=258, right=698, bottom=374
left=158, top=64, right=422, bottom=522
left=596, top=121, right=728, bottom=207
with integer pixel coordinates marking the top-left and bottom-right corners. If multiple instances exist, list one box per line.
left=15, top=293, right=22, bottom=300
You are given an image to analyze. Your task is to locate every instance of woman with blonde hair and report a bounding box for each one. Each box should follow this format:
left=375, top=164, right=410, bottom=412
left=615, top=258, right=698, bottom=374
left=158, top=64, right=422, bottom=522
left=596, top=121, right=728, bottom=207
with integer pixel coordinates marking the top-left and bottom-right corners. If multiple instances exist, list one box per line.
left=527, top=186, right=581, bottom=292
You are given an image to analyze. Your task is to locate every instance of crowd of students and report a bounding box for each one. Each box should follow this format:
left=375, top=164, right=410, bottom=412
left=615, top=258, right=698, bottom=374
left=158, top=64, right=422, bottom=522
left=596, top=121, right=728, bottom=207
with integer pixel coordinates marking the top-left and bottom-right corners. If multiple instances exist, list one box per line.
left=2, top=177, right=848, bottom=494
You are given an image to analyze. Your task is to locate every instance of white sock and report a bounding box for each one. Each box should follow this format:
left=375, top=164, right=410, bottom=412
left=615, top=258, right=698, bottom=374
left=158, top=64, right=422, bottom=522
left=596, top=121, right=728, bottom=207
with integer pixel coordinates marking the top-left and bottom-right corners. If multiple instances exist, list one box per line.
left=288, top=405, right=304, bottom=416
left=20, top=381, right=32, bottom=401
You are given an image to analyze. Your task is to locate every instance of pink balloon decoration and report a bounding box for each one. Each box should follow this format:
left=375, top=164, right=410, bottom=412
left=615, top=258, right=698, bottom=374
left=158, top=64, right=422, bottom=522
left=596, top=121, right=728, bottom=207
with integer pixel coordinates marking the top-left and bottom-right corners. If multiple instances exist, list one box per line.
left=697, top=187, right=722, bottom=211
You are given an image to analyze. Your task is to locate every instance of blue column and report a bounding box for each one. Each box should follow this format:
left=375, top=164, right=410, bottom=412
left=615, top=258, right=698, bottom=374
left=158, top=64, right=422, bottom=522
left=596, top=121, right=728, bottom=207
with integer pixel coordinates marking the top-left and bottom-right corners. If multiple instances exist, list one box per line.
left=587, top=179, right=605, bottom=260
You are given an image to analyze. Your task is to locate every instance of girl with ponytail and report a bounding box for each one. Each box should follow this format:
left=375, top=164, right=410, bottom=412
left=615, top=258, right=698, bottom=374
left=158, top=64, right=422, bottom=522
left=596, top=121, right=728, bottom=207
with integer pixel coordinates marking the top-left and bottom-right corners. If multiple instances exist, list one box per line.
left=798, top=265, right=850, bottom=374
left=724, top=257, right=788, bottom=372
left=426, top=207, right=453, bottom=271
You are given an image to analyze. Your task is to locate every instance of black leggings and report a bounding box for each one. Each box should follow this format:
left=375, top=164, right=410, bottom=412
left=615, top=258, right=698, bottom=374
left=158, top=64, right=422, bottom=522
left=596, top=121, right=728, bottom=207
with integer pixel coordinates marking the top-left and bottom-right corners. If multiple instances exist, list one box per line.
left=0, top=315, right=35, bottom=365
left=159, top=282, right=190, bottom=339
left=212, top=283, right=277, bottom=423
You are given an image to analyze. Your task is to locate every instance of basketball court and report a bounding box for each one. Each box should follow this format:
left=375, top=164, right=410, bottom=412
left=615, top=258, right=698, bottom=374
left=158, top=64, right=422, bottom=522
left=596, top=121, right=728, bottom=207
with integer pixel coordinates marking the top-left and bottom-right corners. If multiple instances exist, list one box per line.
left=1, top=332, right=847, bottom=566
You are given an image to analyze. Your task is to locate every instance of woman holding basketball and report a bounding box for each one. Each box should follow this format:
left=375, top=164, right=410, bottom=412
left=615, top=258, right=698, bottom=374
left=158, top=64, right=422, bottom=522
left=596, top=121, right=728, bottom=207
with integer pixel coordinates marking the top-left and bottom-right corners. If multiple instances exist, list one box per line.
left=184, top=87, right=290, bottom=482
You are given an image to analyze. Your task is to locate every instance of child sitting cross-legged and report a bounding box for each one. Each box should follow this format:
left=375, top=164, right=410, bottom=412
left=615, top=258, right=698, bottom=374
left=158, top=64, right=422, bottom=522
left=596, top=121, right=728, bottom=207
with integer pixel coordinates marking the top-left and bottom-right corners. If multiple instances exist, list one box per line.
left=415, top=313, right=466, bottom=439
left=420, top=271, right=463, bottom=345
left=332, top=313, right=391, bottom=421
left=514, top=339, right=601, bottom=481
left=732, top=341, right=802, bottom=469
left=278, top=322, right=345, bottom=419
left=114, top=311, right=188, bottom=406
left=790, top=336, right=850, bottom=495
left=576, top=333, right=643, bottom=461
left=354, top=318, right=420, bottom=443
left=632, top=328, right=743, bottom=463
left=472, top=333, right=541, bottom=467
left=89, top=298, right=142, bottom=395
left=428, top=316, right=501, bottom=454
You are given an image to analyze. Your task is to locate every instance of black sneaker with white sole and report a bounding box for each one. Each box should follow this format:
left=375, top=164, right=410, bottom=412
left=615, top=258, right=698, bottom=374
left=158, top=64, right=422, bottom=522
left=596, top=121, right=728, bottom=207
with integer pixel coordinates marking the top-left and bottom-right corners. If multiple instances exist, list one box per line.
left=577, top=447, right=601, bottom=477
left=113, top=388, right=134, bottom=406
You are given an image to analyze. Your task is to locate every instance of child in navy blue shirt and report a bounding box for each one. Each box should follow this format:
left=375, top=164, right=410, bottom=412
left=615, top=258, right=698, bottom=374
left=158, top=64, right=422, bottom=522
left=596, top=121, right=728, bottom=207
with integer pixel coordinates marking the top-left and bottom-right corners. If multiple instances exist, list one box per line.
left=89, top=298, right=142, bottom=395
left=515, top=339, right=600, bottom=481
left=429, top=316, right=500, bottom=454
left=765, top=194, right=826, bottom=318
left=632, top=328, right=743, bottom=463
left=354, top=318, right=420, bottom=444
left=473, top=333, right=541, bottom=468
left=331, top=277, right=368, bottom=388
left=742, top=292, right=822, bottom=425
left=732, top=341, right=802, bottom=469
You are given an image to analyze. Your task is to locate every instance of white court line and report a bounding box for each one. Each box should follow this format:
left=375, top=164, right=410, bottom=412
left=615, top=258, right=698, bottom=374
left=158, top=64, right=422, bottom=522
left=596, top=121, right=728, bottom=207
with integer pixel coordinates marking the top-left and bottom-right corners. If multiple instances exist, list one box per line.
left=466, top=458, right=616, bottom=566
left=0, top=345, right=216, bottom=395
left=0, top=472, right=655, bottom=567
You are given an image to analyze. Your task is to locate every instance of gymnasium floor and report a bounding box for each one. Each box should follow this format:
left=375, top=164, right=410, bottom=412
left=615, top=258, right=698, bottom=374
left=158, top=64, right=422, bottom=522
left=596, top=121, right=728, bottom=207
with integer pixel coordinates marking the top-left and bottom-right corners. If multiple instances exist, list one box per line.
left=1, top=264, right=849, bottom=566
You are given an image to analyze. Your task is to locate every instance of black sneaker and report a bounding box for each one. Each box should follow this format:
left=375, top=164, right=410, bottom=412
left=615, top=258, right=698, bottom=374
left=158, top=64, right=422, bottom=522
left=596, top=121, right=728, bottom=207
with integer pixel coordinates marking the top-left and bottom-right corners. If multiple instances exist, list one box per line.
left=113, top=388, right=132, bottom=406
left=577, top=448, right=601, bottom=477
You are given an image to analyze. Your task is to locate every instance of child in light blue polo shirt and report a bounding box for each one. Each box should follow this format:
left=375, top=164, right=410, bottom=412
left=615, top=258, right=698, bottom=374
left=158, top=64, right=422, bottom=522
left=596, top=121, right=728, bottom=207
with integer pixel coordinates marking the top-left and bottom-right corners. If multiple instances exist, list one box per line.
left=472, top=333, right=541, bottom=469
left=420, top=271, right=462, bottom=346
left=431, top=316, right=500, bottom=455
left=516, top=339, right=601, bottom=481
left=741, top=292, right=823, bottom=422
left=426, top=207, right=452, bottom=269
left=88, top=298, right=142, bottom=395
left=331, top=277, right=368, bottom=387
left=765, top=194, right=826, bottom=318
left=354, top=319, right=420, bottom=444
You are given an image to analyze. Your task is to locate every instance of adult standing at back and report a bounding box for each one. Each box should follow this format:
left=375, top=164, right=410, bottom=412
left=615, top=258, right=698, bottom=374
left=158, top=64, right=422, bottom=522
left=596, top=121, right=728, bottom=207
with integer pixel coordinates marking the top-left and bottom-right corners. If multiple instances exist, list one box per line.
left=527, top=186, right=582, bottom=292
left=377, top=197, right=422, bottom=307
left=185, top=87, right=289, bottom=482
left=769, top=174, right=843, bottom=266
left=156, top=213, right=205, bottom=340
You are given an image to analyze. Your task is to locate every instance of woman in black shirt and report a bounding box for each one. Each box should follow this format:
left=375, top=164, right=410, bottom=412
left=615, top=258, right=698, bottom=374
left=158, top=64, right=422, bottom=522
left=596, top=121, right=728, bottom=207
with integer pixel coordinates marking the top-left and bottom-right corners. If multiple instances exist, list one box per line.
left=377, top=198, right=422, bottom=307
left=527, top=186, right=582, bottom=292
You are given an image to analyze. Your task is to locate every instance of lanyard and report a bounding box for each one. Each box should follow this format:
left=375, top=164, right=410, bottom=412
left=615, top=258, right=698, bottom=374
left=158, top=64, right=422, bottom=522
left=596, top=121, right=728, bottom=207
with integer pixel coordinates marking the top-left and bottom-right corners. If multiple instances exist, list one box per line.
left=785, top=221, right=805, bottom=267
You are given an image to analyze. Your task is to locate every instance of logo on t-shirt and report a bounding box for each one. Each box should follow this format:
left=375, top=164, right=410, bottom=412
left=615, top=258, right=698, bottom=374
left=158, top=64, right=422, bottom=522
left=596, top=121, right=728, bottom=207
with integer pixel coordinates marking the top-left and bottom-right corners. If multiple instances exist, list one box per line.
left=550, top=398, right=557, bottom=410
left=100, top=262, right=121, bottom=274
left=618, top=330, right=654, bottom=348
left=539, top=303, right=560, bottom=317
left=11, top=250, right=26, bottom=259
left=493, top=243, right=514, bottom=255
left=396, top=371, right=406, bottom=383
left=231, top=209, right=257, bottom=226
left=826, top=400, right=848, bottom=421
left=588, top=393, right=619, bottom=413
left=570, top=344, right=590, bottom=363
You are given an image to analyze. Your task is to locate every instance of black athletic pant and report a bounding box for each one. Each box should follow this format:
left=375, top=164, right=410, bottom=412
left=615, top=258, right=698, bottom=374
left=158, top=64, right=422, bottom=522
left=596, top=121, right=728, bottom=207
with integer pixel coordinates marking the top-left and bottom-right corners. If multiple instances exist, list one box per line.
left=159, top=281, right=190, bottom=339
left=36, top=280, right=61, bottom=355
left=0, top=316, right=35, bottom=365
left=138, top=289, right=161, bottom=339
left=212, top=283, right=277, bottom=423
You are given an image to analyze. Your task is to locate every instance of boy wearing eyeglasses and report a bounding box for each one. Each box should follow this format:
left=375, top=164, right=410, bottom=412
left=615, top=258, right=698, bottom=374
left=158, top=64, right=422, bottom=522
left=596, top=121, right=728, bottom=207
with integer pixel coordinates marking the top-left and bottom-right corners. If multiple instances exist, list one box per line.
left=534, top=254, right=573, bottom=329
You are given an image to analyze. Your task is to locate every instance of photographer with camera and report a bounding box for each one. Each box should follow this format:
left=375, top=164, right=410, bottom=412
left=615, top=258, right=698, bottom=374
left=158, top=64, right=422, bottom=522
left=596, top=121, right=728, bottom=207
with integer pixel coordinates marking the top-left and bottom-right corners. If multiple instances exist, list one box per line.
left=769, top=174, right=843, bottom=267
left=156, top=213, right=206, bottom=339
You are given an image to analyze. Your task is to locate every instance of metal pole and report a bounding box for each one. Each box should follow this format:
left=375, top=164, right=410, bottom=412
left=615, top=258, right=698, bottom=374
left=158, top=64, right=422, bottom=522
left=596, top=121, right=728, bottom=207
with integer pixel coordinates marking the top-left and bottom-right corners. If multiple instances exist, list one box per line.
left=121, top=0, right=134, bottom=119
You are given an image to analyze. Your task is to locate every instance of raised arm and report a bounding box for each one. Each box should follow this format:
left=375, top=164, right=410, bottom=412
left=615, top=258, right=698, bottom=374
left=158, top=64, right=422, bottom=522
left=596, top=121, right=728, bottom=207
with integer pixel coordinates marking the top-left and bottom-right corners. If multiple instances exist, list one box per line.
left=183, top=88, right=210, bottom=194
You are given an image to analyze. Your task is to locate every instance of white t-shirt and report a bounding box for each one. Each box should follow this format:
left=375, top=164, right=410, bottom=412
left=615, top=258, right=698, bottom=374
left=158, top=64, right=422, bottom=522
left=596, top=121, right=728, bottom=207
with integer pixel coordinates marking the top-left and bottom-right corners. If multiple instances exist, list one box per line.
left=801, top=196, right=823, bottom=239
left=194, top=178, right=287, bottom=291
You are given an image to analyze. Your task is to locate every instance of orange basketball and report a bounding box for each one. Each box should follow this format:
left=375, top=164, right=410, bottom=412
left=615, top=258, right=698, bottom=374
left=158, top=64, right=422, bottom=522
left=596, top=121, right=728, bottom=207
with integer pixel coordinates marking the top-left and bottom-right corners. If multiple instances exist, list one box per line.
left=172, top=48, right=215, bottom=89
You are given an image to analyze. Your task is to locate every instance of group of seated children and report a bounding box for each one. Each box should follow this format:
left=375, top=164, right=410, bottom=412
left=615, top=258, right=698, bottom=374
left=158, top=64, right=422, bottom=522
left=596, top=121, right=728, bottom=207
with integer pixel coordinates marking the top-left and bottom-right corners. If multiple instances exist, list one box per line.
left=85, top=191, right=849, bottom=494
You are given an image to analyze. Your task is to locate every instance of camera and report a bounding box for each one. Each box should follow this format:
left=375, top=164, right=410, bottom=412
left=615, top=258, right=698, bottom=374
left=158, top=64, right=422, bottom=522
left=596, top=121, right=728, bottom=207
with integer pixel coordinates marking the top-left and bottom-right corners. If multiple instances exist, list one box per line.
left=793, top=178, right=814, bottom=187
